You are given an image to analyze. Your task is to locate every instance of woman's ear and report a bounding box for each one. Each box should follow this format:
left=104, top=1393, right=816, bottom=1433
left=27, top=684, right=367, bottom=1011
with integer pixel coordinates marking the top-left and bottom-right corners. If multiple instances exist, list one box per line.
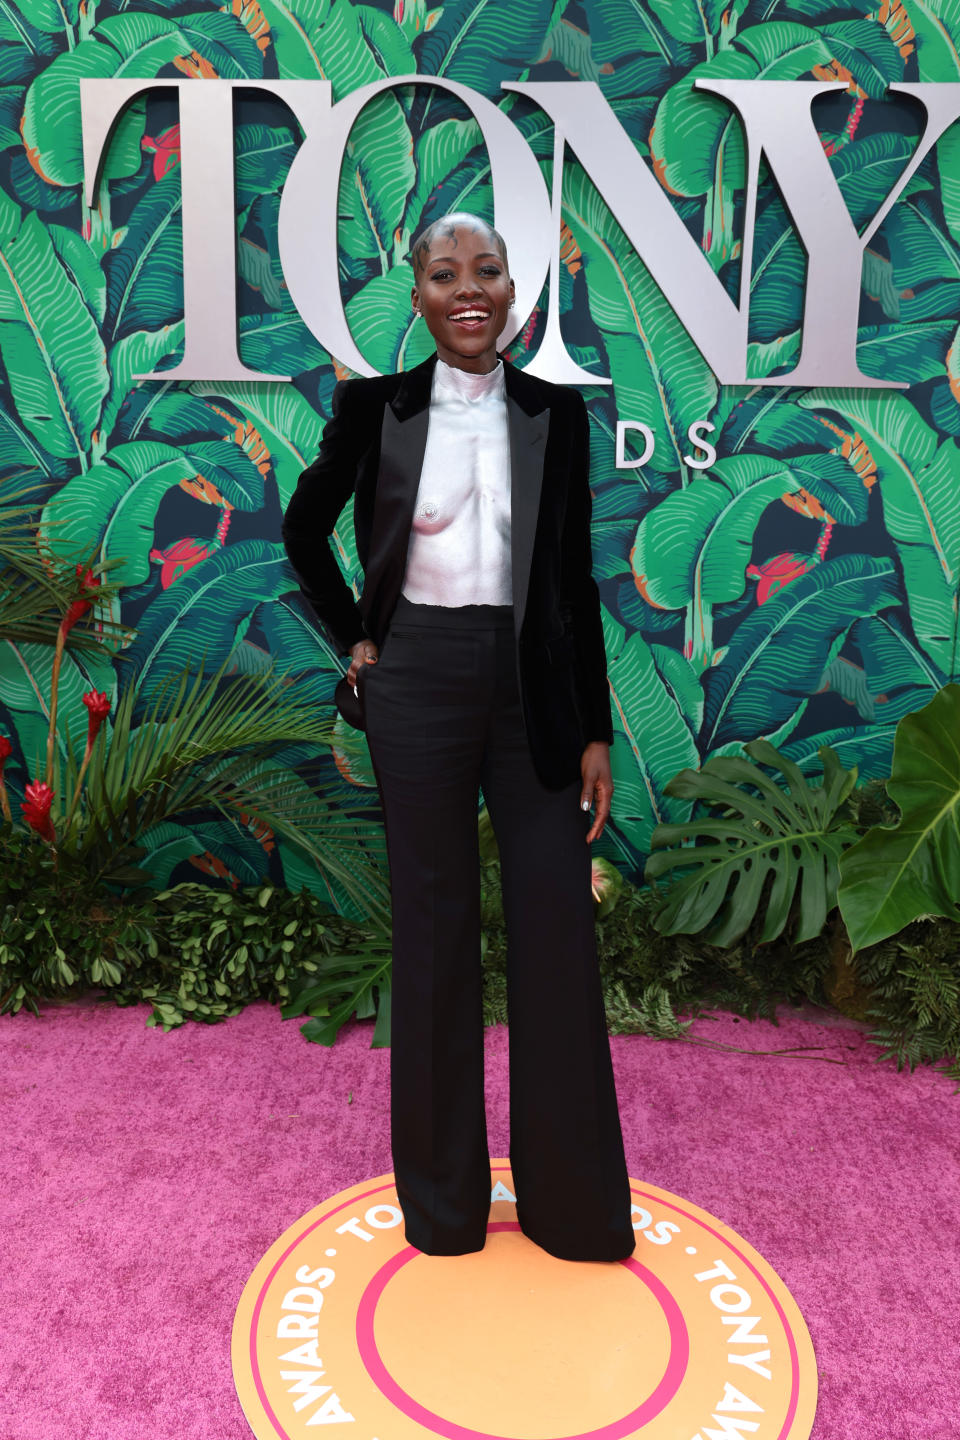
left=411, top=284, right=421, bottom=316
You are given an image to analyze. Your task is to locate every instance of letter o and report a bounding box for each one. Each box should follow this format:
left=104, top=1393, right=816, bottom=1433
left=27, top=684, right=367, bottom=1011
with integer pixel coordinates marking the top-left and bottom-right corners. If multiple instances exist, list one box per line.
left=279, top=74, right=553, bottom=376
left=364, top=1205, right=403, bottom=1229
left=709, top=1284, right=753, bottom=1313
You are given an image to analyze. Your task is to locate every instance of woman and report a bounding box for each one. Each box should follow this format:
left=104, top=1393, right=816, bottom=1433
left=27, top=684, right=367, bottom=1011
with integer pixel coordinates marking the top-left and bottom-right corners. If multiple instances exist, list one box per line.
left=282, top=212, right=634, bottom=1263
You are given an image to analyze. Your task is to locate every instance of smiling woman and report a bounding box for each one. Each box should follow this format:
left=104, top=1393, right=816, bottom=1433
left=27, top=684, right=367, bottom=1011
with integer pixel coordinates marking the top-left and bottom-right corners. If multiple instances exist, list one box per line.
left=281, top=209, right=634, bottom=1266
left=409, top=213, right=516, bottom=373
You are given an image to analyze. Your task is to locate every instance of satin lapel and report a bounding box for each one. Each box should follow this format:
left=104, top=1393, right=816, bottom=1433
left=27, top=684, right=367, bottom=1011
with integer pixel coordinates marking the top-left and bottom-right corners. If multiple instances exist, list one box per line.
left=508, top=396, right=549, bottom=636
left=370, top=403, right=431, bottom=616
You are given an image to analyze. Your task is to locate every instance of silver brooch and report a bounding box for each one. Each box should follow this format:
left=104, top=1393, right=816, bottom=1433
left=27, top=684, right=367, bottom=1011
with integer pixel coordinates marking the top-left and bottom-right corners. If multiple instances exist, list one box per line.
left=418, top=501, right=439, bottom=520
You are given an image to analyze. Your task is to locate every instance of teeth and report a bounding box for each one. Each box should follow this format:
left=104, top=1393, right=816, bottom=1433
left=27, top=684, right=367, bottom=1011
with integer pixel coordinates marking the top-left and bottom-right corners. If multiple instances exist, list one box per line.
left=451, top=310, right=489, bottom=321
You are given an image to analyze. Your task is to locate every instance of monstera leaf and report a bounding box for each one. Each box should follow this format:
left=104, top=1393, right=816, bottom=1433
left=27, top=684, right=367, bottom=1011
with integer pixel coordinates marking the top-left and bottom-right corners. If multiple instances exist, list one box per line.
left=646, top=739, right=859, bottom=946
left=839, top=683, right=960, bottom=950
left=700, top=555, right=903, bottom=751
left=0, top=212, right=107, bottom=462
left=282, top=941, right=392, bottom=1047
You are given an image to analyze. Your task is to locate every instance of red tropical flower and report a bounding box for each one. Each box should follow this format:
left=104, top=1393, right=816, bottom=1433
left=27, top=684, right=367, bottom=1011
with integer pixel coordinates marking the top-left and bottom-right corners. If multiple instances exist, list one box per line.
left=82, top=691, right=111, bottom=748
left=747, top=552, right=814, bottom=605
left=141, top=123, right=181, bottom=181
left=0, top=734, right=11, bottom=824
left=149, top=537, right=213, bottom=588
left=59, top=566, right=101, bottom=639
left=21, top=780, right=55, bottom=842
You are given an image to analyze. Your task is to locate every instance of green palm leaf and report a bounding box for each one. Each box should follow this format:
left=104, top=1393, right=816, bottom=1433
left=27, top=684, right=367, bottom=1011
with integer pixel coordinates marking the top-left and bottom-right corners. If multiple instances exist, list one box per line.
left=631, top=453, right=861, bottom=616
left=418, top=0, right=564, bottom=92
left=562, top=163, right=717, bottom=476
left=22, top=14, right=190, bottom=187
left=605, top=618, right=700, bottom=864
left=700, top=555, right=903, bottom=751
left=189, top=381, right=323, bottom=508
left=854, top=613, right=947, bottom=722
left=104, top=172, right=183, bottom=345
left=68, top=663, right=390, bottom=919
left=345, top=265, right=437, bottom=373
left=122, top=539, right=293, bottom=694
left=0, top=212, right=107, bottom=462
left=801, top=392, right=960, bottom=675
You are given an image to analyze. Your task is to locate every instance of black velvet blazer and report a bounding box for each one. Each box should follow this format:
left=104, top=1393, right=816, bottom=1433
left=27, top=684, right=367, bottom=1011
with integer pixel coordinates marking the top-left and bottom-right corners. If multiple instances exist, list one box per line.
left=281, top=351, right=613, bottom=790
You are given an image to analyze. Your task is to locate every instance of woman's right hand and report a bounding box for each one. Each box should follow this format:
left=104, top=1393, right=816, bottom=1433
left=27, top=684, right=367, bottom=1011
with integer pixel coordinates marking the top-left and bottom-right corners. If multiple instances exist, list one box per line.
left=346, top=639, right=379, bottom=687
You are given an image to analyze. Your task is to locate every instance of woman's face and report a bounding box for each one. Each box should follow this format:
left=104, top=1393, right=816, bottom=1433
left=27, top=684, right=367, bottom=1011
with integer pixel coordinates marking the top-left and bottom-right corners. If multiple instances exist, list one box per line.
left=411, top=223, right=515, bottom=373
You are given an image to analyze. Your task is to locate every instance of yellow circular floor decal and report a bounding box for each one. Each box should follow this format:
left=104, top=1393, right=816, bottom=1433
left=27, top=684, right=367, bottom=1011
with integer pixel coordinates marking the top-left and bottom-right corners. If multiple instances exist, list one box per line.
left=233, top=1164, right=817, bottom=1440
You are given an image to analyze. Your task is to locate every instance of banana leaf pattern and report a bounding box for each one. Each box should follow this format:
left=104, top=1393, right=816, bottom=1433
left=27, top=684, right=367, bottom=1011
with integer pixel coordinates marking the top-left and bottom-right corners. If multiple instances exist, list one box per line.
left=1, top=0, right=960, bottom=891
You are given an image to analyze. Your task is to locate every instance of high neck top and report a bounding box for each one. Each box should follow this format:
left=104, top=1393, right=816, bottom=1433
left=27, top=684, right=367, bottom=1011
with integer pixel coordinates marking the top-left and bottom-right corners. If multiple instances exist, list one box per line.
left=433, top=356, right=506, bottom=404
left=400, top=356, right=512, bottom=608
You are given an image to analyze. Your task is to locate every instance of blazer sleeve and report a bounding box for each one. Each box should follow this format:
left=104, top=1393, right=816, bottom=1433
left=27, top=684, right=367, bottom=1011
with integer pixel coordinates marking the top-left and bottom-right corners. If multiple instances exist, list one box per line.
left=281, top=379, right=369, bottom=656
left=561, top=391, right=615, bottom=746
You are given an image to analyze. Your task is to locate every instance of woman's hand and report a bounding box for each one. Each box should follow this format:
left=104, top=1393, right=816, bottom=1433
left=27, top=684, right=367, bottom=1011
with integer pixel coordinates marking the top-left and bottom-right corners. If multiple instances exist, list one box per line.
left=580, top=741, right=613, bottom=843
left=346, top=639, right=379, bottom=687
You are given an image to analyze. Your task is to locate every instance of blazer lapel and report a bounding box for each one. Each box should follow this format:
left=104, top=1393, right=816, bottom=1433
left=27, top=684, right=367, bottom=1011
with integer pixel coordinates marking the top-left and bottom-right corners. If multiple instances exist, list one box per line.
left=505, top=367, right=549, bottom=636
left=363, top=356, right=435, bottom=640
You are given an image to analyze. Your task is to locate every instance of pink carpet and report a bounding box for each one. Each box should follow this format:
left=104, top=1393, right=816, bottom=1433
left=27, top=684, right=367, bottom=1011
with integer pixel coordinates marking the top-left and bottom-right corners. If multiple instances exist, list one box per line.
left=1, top=999, right=957, bottom=1440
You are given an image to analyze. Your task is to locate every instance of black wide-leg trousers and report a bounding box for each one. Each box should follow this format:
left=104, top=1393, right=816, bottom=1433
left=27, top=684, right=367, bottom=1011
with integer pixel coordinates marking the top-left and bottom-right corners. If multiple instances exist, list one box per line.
left=361, top=595, right=634, bottom=1261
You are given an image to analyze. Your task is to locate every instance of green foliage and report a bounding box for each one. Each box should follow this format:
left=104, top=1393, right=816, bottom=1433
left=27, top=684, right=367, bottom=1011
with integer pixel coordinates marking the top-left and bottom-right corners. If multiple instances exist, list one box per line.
left=2, top=0, right=960, bottom=932
left=839, top=682, right=960, bottom=951
left=856, top=917, right=960, bottom=1085
left=0, top=832, right=387, bottom=1037
left=646, top=739, right=859, bottom=945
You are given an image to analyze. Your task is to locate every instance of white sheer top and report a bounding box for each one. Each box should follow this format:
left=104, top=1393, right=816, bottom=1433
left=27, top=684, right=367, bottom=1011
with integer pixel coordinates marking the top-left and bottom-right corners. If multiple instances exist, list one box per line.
left=400, top=357, right=512, bottom=607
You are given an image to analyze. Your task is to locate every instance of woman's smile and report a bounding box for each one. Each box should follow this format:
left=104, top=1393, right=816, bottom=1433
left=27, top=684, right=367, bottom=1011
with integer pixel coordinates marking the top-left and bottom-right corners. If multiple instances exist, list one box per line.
left=411, top=219, right=515, bottom=372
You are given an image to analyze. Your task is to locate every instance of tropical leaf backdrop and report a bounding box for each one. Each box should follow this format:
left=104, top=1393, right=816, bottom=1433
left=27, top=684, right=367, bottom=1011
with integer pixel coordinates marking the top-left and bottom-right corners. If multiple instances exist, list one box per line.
left=1, top=0, right=959, bottom=893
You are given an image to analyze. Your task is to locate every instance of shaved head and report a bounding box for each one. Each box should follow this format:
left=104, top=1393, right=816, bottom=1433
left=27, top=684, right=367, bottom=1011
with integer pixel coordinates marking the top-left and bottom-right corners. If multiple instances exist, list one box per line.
left=410, top=212, right=509, bottom=277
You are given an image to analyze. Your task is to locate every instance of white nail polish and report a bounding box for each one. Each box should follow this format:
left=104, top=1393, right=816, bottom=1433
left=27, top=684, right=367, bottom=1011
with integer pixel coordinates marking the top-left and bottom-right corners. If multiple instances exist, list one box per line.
left=581, top=800, right=590, bottom=811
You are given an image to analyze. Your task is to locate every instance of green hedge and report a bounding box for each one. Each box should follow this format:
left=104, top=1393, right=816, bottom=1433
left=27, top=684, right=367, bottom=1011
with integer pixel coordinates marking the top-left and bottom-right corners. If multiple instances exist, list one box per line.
left=3, top=830, right=957, bottom=1085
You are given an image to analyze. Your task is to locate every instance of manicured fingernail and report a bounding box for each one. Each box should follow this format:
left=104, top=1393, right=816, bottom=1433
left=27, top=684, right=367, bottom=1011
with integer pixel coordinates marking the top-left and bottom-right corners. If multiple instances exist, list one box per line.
left=581, top=800, right=590, bottom=811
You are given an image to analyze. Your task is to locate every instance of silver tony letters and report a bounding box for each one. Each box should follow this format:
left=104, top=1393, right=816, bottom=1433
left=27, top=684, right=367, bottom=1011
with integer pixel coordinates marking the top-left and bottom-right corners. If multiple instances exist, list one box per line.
left=80, top=76, right=960, bottom=389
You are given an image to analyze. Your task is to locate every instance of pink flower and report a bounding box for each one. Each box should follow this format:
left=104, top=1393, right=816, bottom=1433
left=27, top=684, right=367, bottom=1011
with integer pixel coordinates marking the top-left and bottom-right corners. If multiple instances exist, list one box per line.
left=82, top=691, right=111, bottom=748
left=21, top=780, right=55, bottom=842
left=0, top=734, right=11, bottom=766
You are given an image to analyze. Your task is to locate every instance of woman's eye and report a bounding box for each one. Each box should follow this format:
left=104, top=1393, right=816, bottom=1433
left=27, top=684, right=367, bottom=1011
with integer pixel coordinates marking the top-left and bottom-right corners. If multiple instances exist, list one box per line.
left=429, top=270, right=453, bottom=281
